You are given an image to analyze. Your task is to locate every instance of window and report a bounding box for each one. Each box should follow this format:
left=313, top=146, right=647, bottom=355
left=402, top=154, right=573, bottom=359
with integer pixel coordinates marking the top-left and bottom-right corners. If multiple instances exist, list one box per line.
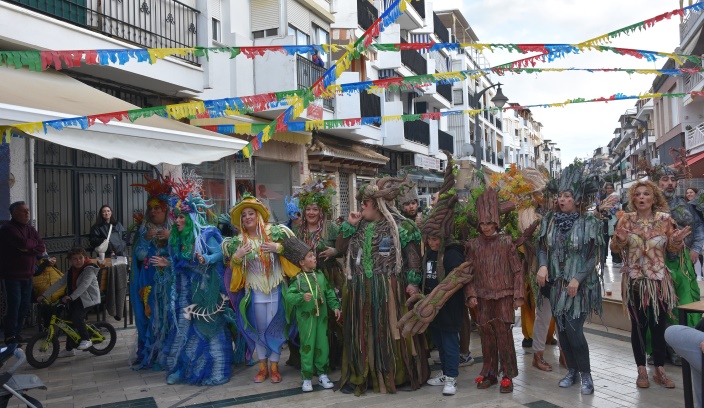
left=289, top=24, right=310, bottom=46
left=453, top=89, right=463, bottom=105
left=252, top=28, right=278, bottom=39
left=211, top=18, right=221, bottom=42
left=313, top=24, right=330, bottom=64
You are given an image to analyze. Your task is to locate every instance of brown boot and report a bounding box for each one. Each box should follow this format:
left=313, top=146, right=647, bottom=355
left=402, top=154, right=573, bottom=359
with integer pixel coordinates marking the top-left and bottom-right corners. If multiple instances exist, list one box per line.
left=636, top=366, right=649, bottom=388
left=653, top=366, right=675, bottom=388
left=559, top=351, right=567, bottom=369
left=533, top=351, right=553, bottom=371
left=270, top=362, right=282, bottom=383
left=253, top=361, right=268, bottom=383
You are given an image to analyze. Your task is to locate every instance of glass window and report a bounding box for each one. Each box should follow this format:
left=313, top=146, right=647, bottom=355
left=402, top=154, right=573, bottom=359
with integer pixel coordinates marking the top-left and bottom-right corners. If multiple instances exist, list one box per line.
left=183, top=159, right=230, bottom=216
left=255, top=159, right=292, bottom=223
left=452, top=89, right=463, bottom=105
left=212, top=18, right=221, bottom=42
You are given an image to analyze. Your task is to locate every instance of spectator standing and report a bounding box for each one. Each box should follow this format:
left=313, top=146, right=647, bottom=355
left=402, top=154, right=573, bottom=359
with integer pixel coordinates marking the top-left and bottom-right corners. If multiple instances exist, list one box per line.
left=89, top=205, right=127, bottom=256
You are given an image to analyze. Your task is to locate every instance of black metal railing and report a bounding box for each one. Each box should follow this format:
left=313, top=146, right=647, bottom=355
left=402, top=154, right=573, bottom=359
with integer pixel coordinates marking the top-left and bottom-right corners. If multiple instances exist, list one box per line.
left=297, top=55, right=333, bottom=110
left=401, top=39, right=427, bottom=75
left=8, top=0, right=200, bottom=64
left=404, top=121, right=430, bottom=146
left=436, top=83, right=452, bottom=104
left=408, top=0, right=425, bottom=18
left=495, top=117, right=502, bottom=131
left=360, top=92, right=381, bottom=126
left=433, top=12, right=449, bottom=43
left=357, top=0, right=378, bottom=31
left=438, top=129, right=454, bottom=153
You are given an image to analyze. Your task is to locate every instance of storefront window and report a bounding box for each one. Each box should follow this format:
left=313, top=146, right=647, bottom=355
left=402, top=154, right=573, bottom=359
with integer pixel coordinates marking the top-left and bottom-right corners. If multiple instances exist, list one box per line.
left=255, top=159, right=292, bottom=223
left=183, top=159, right=230, bottom=216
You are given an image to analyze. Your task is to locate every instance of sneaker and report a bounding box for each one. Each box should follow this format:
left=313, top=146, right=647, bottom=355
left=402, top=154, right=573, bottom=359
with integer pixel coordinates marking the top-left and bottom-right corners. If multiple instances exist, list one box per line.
left=442, top=376, right=457, bottom=396
left=318, top=374, right=334, bottom=389
left=302, top=379, right=313, bottom=392
left=458, top=353, right=475, bottom=367
left=427, top=371, right=446, bottom=386
left=77, top=340, right=92, bottom=350
left=58, top=349, right=76, bottom=358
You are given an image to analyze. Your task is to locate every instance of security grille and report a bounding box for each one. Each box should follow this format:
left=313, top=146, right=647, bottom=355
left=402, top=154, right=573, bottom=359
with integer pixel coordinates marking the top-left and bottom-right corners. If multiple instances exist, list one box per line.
left=338, top=172, right=350, bottom=218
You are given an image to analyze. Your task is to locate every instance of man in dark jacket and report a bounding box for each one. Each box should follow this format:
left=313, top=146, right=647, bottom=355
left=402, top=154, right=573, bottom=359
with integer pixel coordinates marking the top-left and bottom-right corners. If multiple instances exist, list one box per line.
left=0, top=201, right=46, bottom=344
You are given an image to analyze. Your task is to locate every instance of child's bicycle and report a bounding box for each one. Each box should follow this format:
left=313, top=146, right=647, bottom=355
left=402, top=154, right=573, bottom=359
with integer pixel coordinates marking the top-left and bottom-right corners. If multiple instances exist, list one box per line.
left=25, top=302, right=117, bottom=369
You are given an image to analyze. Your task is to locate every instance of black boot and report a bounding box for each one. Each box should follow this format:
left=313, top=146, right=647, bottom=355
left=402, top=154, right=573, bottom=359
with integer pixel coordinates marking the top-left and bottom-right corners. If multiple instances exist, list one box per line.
left=580, top=372, right=594, bottom=394
left=559, top=369, right=579, bottom=388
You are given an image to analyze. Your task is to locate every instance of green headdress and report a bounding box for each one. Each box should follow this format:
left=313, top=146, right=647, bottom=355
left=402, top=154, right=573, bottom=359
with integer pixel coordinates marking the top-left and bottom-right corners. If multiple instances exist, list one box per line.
left=296, top=175, right=336, bottom=215
left=548, top=160, right=600, bottom=202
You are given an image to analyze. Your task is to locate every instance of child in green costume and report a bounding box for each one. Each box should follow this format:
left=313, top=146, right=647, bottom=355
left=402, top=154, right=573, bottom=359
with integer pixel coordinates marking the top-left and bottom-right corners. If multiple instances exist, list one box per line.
left=283, top=236, right=341, bottom=392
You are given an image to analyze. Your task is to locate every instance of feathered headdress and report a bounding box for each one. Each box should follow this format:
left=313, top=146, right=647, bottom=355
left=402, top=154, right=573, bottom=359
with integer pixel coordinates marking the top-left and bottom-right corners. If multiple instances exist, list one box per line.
left=285, top=196, right=300, bottom=220
left=132, top=174, right=172, bottom=211
left=296, top=175, right=336, bottom=215
left=167, top=173, right=214, bottom=225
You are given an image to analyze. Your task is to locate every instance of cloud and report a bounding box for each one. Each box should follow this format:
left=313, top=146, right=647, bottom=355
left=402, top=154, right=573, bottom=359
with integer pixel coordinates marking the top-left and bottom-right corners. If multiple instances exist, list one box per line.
left=430, top=0, right=681, bottom=163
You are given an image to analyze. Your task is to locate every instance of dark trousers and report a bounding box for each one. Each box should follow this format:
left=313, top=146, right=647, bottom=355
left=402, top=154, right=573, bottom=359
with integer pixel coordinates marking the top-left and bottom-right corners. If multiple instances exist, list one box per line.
left=430, top=326, right=460, bottom=378
left=557, top=314, right=591, bottom=373
left=628, top=291, right=668, bottom=367
left=69, top=299, right=89, bottom=341
left=3, top=279, right=32, bottom=340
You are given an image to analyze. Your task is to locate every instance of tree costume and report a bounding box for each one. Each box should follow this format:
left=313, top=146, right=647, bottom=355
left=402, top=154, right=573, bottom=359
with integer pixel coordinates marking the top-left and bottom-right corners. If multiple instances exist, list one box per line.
left=222, top=194, right=299, bottom=383
left=129, top=175, right=172, bottom=370
left=335, top=175, right=428, bottom=395
left=282, top=237, right=340, bottom=380
left=163, top=176, right=234, bottom=386
left=397, top=180, right=420, bottom=220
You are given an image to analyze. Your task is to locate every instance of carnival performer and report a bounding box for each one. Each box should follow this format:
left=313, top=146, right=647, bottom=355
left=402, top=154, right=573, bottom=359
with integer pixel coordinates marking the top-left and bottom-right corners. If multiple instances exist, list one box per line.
left=129, top=175, right=172, bottom=370
left=610, top=180, right=688, bottom=389
left=284, top=196, right=302, bottom=230
left=536, top=163, right=603, bottom=395
left=335, top=175, right=429, bottom=395
left=162, top=176, right=233, bottom=386
left=223, top=193, right=299, bottom=384
left=464, top=188, right=524, bottom=393
left=293, top=176, right=343, bottom=368
left=282, top=236, right=341, bottom=392
left=398, top=180, right=423, bottom=226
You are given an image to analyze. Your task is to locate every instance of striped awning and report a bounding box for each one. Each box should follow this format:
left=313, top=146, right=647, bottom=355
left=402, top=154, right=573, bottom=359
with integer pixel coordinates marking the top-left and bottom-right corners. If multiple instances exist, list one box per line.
left=412, top=34, right=431, bottom=54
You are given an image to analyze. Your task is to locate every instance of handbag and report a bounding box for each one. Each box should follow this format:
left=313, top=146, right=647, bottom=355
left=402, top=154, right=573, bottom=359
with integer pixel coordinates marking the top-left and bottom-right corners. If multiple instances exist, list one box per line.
left=95, top=224, right=113, bottom=254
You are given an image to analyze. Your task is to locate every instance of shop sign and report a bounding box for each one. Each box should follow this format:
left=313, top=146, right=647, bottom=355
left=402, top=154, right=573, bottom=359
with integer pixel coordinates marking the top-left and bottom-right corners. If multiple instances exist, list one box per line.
left=414, top=154, right=440, bottom=170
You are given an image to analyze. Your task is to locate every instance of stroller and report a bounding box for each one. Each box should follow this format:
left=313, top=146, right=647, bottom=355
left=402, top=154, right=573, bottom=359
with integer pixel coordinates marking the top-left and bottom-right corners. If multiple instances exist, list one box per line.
left=0, top=344, right=45, bottom=408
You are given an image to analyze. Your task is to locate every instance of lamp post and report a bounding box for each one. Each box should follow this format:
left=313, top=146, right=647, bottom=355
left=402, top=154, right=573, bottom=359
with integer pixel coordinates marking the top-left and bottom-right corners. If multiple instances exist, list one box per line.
left=470, top=83, right=508, bottom=169
left=624, top=116, right=651, bottom=164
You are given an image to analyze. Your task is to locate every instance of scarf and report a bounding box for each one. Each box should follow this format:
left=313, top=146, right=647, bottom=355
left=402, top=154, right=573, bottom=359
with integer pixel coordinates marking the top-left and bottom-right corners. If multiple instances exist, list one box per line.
left=554, top=212, right=579, bottom=233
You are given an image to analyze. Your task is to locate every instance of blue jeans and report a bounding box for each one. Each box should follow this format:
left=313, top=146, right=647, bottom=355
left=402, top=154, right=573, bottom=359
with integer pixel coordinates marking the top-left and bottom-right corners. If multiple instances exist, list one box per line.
left=430, top=326, right=460, bottom=378
left=3, top=279, right=32, bottom=340
left=665, top=325, right=704, bottom=408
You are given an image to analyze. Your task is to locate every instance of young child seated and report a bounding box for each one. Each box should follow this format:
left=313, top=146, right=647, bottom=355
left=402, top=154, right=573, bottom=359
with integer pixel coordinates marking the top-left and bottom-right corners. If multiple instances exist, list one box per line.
left=282, top=237, right=341, bottom=392
left=37, top=247, right=101, bottom=356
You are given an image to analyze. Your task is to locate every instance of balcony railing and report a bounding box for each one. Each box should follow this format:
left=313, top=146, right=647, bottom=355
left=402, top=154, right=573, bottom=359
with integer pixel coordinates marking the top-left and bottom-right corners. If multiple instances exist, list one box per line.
left=297, top=55, right=333, bottom=110
left=438, top=129, right=454, bottom=153
left=357, top=0, right=378, bottom=31
left=684, top=70, right=704, bottom=93
left=404, top=120, right=430, bottom=146
left=686, top=121, right=704, bottom=151
left=495, top=117, right=502, bottom=131
left=433, top=12, right=449, bottom=44
left=409, top=0, right=425, bottom=18
left=436, top=83, right=452, bottom=104
left=401, top=39, right=427, bottom=75
left=360, top=92, right=381, bottom=126
left=8, top=0, right=200, bottom=64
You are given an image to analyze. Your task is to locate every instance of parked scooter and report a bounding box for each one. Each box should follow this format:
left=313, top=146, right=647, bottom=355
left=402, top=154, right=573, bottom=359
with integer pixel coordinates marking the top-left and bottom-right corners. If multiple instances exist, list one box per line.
left=0, top=344, right=45, bottom=408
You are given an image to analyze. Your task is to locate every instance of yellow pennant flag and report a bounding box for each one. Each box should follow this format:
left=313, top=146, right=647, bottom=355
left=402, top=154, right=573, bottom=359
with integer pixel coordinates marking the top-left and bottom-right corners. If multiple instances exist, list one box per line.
left=14, top=122, right=44, bottom=134
left=234, top=124, right=253, bottom=134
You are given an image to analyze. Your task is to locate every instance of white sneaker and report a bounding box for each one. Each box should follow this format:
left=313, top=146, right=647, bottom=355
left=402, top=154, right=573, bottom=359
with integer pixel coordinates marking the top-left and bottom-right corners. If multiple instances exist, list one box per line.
left=58, top=349, right=76, bottom=358
left=442, top=376, right=457, bottom=395
left=318, top=374, right=334, bottom=389
left=77, top=340, right=92, bottom=350
left=302, top=379, right=313, bottom=392
left=427, top=371, right=446, bottom=386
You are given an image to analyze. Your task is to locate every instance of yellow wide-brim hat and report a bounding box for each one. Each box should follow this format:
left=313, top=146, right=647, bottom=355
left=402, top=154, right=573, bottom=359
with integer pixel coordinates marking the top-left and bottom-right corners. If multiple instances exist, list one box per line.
left=230, top=197, right=270, bottom=228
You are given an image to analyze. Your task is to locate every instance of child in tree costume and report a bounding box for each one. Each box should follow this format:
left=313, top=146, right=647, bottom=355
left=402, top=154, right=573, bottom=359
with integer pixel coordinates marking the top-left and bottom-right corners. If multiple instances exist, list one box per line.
left=465, top=188, right=524, bottom=393
left=282, top=236, right=341, bottom=392
left=335, top=175, right=429, bottom=395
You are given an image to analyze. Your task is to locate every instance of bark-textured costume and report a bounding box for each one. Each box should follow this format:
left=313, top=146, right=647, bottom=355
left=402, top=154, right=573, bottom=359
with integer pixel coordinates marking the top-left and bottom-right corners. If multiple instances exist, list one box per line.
left=335, top=176, right=428, bottom=395
left=129, top=175, right=172, bottom=370
left=163, top=176, right=234, bottom=386
left=282, top=237, right=340, bottom=380
left=464, top=188, right=524, bottom=383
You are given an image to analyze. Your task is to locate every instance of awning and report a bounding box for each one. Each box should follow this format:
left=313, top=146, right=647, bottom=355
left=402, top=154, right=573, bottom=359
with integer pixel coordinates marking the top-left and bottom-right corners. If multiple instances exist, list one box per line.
left=0, top=66, right=246, bottom=165
left=685, top=150, right=704, bottom=177
left=190, top=115, right=312, bottom=145
left=408, top=169, right=444, bottom=184
left=308, top=135, right=389, bottom=167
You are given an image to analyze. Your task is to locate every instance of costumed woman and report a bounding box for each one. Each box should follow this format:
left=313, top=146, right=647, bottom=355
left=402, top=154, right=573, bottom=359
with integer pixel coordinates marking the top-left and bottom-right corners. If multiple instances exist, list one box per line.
left=335, top=175, right=429, bottom=395
left=130, top=175, right=172, bottom=370
left=610, top=180, right=688, bottom=389
left=293, top=176, right=343, bottom=368
left=163, top=176, right=234, bottom=386
left=223, top=194, right=299, bottom=384
left=536, top=162, right=603, bottom=395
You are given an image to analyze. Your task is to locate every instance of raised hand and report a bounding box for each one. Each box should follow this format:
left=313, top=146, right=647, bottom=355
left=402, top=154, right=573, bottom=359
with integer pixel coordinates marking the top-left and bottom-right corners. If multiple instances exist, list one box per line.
left=348, top=211, right=362, bottom=226
left=614, top=225, right=628, bottom=242
left=261, top=242, right=279, bottom=253
left=234, top=242, right=252, bottom=259
left=672, top=225, right=692, bottom=243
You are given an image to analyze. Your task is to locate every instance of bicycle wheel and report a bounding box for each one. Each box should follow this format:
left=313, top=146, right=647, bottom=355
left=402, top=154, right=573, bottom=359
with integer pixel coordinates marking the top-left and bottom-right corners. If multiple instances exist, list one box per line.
left=26, top=330, right=59, bottom=369
left=87, top=322, right=116, bottom=356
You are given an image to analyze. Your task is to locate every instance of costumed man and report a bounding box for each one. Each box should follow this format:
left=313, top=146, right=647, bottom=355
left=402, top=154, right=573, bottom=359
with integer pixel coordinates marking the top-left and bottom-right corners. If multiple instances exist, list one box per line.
left=129, top=175, right=172, bottom=370
left=398, top=180, right=423, bottom=227
left=465, top=188, right=524, bottom=393
left=656, top=163, right=703, bottom=364
left=162, top=176, right=234, bottom=386
left=335, top=175, right=429, bottom=395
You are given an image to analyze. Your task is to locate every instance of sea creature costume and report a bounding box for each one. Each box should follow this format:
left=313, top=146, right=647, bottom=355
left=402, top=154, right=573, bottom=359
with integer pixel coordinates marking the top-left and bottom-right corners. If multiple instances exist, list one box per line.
left=162, top=175, right=234, bottom=386
left=130, top=175, right=172, bottom=370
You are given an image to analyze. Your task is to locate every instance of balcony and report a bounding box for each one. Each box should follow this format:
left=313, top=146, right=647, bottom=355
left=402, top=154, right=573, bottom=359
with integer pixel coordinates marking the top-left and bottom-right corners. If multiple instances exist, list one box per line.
left=357, top=0, right=378, bottom=31
left=684, top=70, right=704, bottom=94
left=438, top=129, right=454, bottom=153
left=7, top=0, right=199, bottom=64
left=400, top=40, right=427, bottom=75
left=436, top=83, right=452, bottom=104
left=360, top=92, right=381, bottom=127
left=409, top=0, right=425, bottom=18
left=297, top=55, right=333, bottom=110
left=404, top=120, right=430, bottom=146
left=686, top=121, right=704, bottom=154
left=680, top=8, right=704, bottom=52
left=433, top=12, right=449, bottom=44
left=495, top=117, right=503, bottom=131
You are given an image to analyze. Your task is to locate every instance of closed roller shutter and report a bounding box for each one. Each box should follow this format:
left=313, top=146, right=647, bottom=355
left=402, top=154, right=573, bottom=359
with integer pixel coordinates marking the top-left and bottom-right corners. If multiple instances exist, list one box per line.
left=251, top=0, right=281, bottom=31
left=288, top=0, right=311, bottom=32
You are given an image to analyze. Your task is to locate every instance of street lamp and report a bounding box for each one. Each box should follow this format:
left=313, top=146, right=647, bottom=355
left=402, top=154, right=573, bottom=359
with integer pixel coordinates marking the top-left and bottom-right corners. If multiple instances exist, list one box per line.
left=624, top=116, right=651, bottom=164
left=470, top=83, right=509, bottom=169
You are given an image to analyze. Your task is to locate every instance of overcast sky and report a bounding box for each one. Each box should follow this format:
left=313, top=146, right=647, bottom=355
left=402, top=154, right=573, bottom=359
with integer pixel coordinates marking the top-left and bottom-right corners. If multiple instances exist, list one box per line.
left=430, top=0, right=682, bottom=164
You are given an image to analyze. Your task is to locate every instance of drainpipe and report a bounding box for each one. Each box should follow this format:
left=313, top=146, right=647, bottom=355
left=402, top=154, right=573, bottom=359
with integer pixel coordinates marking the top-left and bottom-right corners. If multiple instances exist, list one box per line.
left=26, top=137, right=36, bottom=228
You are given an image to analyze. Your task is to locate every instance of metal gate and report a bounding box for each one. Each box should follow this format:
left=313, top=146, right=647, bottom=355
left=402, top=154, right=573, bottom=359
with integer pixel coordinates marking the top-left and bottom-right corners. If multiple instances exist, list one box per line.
left=338, top=171, right=350, bottom=218
left=35, top=141, right=153, bottom=268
